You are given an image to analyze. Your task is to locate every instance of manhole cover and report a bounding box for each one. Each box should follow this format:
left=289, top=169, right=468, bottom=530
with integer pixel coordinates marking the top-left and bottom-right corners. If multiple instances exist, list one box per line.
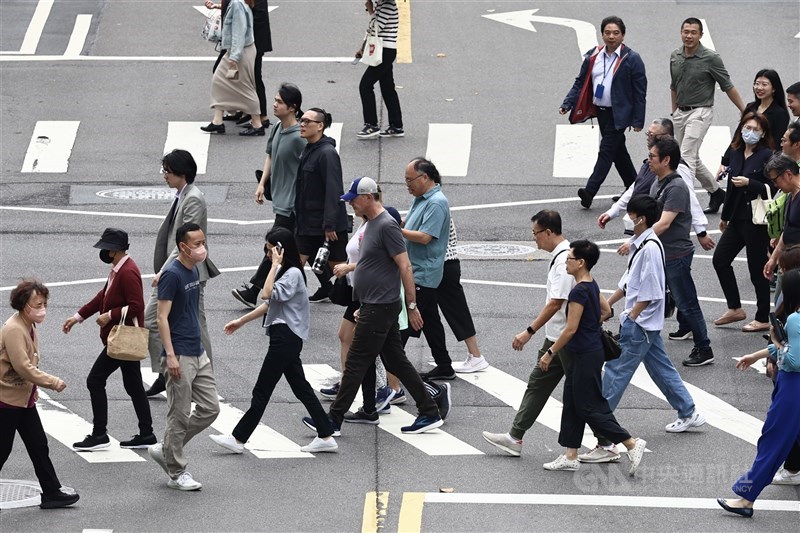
left=96, top=187, right=175, bottom=201
left=455, top=243, right=537, bottom=257
left=0, top=479, right=41, bottom=509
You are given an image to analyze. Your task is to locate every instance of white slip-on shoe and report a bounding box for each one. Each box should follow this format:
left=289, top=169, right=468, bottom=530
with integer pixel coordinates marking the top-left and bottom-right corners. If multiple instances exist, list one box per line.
left=300, top=436, right=338, bottom=453
left=543, top=454, right=580, bottom=471
left=627, top=438, right=647, bottom=476
left=209, top=434, right=245, bottom=454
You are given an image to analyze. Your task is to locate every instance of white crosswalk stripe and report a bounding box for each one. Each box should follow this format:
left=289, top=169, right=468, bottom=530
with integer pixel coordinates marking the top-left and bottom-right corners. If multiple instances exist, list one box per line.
left=21, top=121, right=80, bottom=173
left=426, top=124, right=472, bottom=177
left=164, top=122, right=212, bottom=174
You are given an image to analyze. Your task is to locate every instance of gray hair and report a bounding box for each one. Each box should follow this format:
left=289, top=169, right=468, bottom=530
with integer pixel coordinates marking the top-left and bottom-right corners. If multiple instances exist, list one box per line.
left=651, top=118, right=674, bottom=136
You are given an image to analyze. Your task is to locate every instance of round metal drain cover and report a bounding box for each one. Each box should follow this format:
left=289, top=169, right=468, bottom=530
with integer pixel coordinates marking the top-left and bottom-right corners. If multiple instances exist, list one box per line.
left=96, top=187, right=174, bottom=201
left=455, top=243, right=537, bottom=257
left=1, top=479, right=41, bottom=509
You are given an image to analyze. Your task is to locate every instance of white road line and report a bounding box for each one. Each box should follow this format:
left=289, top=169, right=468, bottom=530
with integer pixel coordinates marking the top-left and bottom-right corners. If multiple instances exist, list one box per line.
left=629, top=365, right=763, bottom=446
left=140, top=369, right=313, bottom=459
left=426, top=124, right=472, bottom=177
left=64, top=15, right=91, bottom=57
left=699, top=126, right=731, bottom=179
left=164, top=122, right=211, bottom=175
left=328, top=123, right=343, bottom=154
left=0, top=55, right=355, bottom=63
left=36, top=390, right=145, bottom=463
left=699, top=19, right=715, bottom=51
left=0, top=206, right=260, bottom=225
left=303, top=364, right=483, bottom=456
left=553, top=125, right=598, bottom=178
left=421, top=492, right=799, bottom=512
left=18, top=0, right=54, bottom=54
left=21, top=121, right=80, bottom=173
left=193, top=5, right=278, bottom=17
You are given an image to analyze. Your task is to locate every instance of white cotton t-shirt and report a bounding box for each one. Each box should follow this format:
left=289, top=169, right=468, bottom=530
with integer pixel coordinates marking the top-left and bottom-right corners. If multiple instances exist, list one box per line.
left=544, top=240, right=575, bottom=341
left=345, top=221, right=368, bottom=286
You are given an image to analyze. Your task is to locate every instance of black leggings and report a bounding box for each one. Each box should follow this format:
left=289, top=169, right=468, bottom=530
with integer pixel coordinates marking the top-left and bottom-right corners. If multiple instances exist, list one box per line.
left=87, top=347, right=153, bottom=436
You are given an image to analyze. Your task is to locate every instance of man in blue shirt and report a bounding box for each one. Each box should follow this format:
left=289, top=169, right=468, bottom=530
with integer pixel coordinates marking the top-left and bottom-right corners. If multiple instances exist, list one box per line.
left=401, top=158, right=453, bottom=380
left=149, top=223, right=220, bottom=492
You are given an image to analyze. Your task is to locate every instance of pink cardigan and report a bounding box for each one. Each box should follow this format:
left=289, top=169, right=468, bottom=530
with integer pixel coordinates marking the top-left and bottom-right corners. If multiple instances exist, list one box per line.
left=0, top=313, right=62, bottom=407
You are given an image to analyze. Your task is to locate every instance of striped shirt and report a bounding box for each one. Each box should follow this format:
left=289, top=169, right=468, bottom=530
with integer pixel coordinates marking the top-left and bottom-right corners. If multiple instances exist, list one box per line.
left=369, top=0, right=398, bottom=49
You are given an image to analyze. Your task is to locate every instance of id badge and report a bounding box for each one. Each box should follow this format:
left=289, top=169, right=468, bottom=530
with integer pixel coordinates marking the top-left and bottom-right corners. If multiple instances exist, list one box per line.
left=594, top=84, right=604, bottom=99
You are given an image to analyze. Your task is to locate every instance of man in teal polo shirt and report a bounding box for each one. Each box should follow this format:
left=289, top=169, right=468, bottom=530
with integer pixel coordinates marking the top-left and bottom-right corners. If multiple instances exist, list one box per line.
left=401, top=158, right=454, bottom=379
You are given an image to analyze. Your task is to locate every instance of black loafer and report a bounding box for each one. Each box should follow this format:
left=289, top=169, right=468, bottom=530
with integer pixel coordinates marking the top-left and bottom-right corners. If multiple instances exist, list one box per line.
left=577, top=188, right=594, bottom=209
left=716, top=498, right=753, bottom=518
left=223, top=111, right=244, bottom=122
left=236, top=114, right=252, bottom=125
left=200, top=122, right=225, bottom=134
left=239, top=126, right=265, bottom=136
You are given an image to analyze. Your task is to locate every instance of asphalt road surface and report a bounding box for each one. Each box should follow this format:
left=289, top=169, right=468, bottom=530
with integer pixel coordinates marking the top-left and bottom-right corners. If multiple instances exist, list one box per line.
left=1, top=1, right=798, bottom=531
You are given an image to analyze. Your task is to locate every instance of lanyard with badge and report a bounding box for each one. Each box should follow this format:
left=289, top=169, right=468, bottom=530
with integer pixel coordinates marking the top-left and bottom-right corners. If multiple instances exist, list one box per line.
left=594, top=51, right=617, bottom=100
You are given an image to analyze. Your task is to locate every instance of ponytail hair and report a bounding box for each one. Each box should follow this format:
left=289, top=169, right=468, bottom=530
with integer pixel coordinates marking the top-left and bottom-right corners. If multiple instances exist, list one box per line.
left=309, top=107, right=333, bottom=130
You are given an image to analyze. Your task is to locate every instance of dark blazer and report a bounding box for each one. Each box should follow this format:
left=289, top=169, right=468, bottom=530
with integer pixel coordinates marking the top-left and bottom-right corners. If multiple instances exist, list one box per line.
left=561, top=44, right=647, bottom=130
left=720, top=147, right=776, bottom=222
left=78, top=256, right=145, bottom=344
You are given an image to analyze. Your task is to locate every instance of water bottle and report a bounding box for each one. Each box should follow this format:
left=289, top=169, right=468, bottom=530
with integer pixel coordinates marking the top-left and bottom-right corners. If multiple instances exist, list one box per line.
left=311, top=241, right=330, bottom=275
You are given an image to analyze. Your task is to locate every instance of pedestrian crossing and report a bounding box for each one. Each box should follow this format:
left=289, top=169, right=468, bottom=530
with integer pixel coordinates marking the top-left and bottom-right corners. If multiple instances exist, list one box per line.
left=32, top=358, right=765, bottom=464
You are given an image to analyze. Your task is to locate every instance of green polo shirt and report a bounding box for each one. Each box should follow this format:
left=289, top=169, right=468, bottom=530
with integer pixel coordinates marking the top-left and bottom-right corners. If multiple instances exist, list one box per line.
left=669, top=44, right=734, bottom=108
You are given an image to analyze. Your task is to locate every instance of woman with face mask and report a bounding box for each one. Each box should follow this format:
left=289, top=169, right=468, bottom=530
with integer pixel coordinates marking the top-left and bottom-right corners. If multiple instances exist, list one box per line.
left=712, top=112, right=777, bottom=332
left=62, top=228, right=154, bottom=452
left=0, top=279, right=80, bottom=508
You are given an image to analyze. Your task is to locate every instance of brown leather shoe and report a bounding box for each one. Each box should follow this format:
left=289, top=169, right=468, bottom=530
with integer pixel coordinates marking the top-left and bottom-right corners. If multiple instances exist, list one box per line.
left=714, top=310, right=746, bottom=326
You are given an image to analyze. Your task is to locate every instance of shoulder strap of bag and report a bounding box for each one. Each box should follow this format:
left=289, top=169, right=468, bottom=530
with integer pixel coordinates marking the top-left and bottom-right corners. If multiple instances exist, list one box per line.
left=655, top=174, right=677, bottom=202
left=549, top=249, right=568, bottom=271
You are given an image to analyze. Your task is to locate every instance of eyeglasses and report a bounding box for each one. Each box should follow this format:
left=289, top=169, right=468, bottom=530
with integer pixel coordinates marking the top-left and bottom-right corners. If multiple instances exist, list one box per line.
left=405, top=173, right=425, bottom=184
left=565, top=256, right=580, bottom=262
left=741, top=125, right=762, bottom=133
left=753, top=81, right=772, bottom=88
left=531, top=228, right=547, bottom=236
left=299, top=118, right=322, bottom=126
left=647, top=152, right=659, bottom=160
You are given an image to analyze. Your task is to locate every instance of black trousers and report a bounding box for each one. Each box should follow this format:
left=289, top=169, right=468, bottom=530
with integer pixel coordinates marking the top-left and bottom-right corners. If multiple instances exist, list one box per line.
left=250, top=213, right=296, bottom=289
left=254, top=47, right=267, bottom=117
left=559, top=349, right=631, bottom=448
left=330, top=301, right=438, bottom=424
left=0, top=407, right=62, bottom=495
left=233, top=324, right=333, bottom=440
left=87, top=347, right=153, bottom=436
left=585, top=107, right=637, bottom=194
left=359, top=47, right=403, bottom=128
left=712, top=218, right=772, bottom=323
left=402, top=285, right=451, bottom=369
left=436, top=259, right=476, bottom=342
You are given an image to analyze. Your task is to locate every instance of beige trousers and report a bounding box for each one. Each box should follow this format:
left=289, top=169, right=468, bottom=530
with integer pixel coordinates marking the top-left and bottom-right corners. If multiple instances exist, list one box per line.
left=672, top=106, right=720, bottom=194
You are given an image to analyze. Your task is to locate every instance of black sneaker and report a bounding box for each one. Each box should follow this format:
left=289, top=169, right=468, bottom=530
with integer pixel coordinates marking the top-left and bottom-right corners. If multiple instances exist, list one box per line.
left=420, top=366, right=456, bottom=381
left=357, top=124, right=380, bottom=139
left=668, top=328, right=693, bottom=341
left=379, top=126, right=405, bottom=138
left=401, top=414, right=443, bottom=434
left=120, top=433, right=157, bottom=449
left=146, top=374, right=166, bottom=397
left=231, top=284, right=258, bottom=309
left=40, top=488, right=80, bottom=509
left=682, top=347, right=714, bottom=367
left=309, top=284, right=331, bottom=303
left=72, top=434, right=110, bottom=451
left=577, top=188, right=594, bottom=209
left=434, top=382, right=451, bottom=420
left=319, top=382, right=340, bottom=400
left=343, top=408, right=380, bottom=425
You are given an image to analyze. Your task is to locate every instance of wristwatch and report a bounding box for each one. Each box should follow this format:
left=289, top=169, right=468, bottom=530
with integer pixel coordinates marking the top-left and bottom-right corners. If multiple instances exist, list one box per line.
left=526, top=326, right=536, bottom=335
left=546, top=347, right=554, bottom=356
left=407, top=302, right=417, bottom=311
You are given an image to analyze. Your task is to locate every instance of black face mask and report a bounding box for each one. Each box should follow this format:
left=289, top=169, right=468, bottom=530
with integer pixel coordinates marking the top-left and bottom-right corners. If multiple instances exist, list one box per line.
left=99, top=249, right=114, bottom=264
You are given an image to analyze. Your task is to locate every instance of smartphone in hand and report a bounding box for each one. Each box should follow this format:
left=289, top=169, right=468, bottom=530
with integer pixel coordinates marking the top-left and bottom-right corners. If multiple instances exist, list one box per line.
left=769, top=312, right=787, bottom=344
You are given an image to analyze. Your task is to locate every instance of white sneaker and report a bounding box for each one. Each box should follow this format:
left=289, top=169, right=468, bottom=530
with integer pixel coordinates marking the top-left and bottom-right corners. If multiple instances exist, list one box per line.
left=665, top=412, right=706, bottom=433
left=627, top=438, right=647, bottom=476
left=481, top=431, right=522, bottom=457
left=772, top=467, right=800, bottom=485
left=543, top=454, right=580, bottom=471
left=577, top=446, right=620, bottom=463
left=300, top=436, right=338, bottom=453
left=209, top=434, right=244, bottom=454
left=167, top=471, right=202, bottom=491
left=452, top=355, right=490, bottom=373
left=148, top=443, right=169, bottom=475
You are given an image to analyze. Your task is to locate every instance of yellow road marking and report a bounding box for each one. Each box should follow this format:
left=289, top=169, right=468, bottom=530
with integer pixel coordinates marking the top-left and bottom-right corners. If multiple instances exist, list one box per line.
left=362, top=491, right=389, bottom=533
left=396, top=0, right=412, bottom=63
left=397, top=492, right=425, bottom=533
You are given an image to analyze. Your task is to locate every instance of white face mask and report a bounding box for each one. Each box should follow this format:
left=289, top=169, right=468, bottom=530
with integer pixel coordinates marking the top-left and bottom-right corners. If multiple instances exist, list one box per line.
left=26, top=303, right=46, bottom=324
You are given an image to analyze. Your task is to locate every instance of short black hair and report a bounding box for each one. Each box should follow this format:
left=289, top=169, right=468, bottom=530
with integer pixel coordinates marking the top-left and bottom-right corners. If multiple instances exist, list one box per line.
left=601, top=16, right=625, bottom=35
left=764, top=153, right=800, bottom=178
left=681, top=17, right=703, bottom=32
left=627, top=195, right=659, bottom=227
left=411, top=158, right=441, bottom=184
left=786, top=81, right=800, bottom=98
left=176, top=222, right=202, bottom=246
left=570, top=239, right=600, bottom=271
left=308, top=107, right=332, bottom=129
left=531, top=210, right=562, bottom=235
left=162, top=149, right=197, bottom=184
left=652, top=136, right=681, bottom=170
left=278, top=83, right=303, bottom=116
left=787, top=119, right=800, bottom=144
left=10, top=279, right=49, bottom=311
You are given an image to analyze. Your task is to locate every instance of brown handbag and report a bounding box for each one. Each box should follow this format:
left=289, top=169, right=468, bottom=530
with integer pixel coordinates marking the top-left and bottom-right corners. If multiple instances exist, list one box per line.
left=107, top=306, right=148, bottom=361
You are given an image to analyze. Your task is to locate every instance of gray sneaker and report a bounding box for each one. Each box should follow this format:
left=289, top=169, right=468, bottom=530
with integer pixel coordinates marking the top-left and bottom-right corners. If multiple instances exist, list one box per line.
left=481, top=431, right=522, bottom=457
left=148, top=443, right=169, bottom=475
left=577, top=446, right=620, bottom=463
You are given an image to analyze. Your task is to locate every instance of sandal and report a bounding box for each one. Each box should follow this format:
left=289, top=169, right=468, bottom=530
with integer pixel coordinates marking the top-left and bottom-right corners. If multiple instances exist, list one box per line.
left=742, top=320, right=770, bottom=332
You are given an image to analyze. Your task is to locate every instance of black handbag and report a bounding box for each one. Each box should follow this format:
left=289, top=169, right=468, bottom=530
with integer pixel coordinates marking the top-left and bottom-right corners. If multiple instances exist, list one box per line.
left=328, top=276, right=352, bottom=307
left=255, top=170, right=272, bottom=201
left=588, top=285, right=621, bottom=361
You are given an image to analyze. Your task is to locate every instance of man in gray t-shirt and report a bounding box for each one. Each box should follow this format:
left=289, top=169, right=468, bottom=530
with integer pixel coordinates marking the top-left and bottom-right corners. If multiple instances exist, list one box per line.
left=320, top=177, right=442, bottom=436
left=645, top=137, right=713, bottom=367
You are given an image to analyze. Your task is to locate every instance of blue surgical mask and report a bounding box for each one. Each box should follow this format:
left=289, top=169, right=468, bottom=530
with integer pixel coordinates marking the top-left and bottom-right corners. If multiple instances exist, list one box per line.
left=741, top=129, right=762, bottom=145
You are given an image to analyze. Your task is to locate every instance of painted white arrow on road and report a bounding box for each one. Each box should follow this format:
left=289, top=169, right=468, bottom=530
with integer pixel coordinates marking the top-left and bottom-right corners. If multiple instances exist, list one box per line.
left=482, top=9, right=597, bottom=60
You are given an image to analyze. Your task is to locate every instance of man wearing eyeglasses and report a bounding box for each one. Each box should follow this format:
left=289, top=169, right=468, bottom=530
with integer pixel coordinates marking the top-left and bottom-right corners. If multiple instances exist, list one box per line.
left=764, top=154, right=800, bottom=281
left=401, top=158, right=453, bottom=380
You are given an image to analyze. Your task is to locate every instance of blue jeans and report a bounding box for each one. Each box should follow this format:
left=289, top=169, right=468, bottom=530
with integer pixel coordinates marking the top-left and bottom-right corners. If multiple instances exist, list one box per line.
left=665, top=252, right=710, bottom=349
left=604, top=318, right=695, bottom=419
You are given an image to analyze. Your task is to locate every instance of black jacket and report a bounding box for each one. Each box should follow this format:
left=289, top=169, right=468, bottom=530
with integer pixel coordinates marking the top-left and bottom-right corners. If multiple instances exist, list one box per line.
left=295, top=136, right=348, bottom=235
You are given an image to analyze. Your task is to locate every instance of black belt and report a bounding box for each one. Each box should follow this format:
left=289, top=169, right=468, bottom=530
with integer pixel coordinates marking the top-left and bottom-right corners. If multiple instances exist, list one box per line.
left=677, top=105, right=708, bottom=111
left=596, top=106, right=612, bottom=111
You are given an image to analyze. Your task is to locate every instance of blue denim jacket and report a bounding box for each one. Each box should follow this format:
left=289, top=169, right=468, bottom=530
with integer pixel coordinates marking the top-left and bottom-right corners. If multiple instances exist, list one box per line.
left=221, top=0, right=254, bottom=62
